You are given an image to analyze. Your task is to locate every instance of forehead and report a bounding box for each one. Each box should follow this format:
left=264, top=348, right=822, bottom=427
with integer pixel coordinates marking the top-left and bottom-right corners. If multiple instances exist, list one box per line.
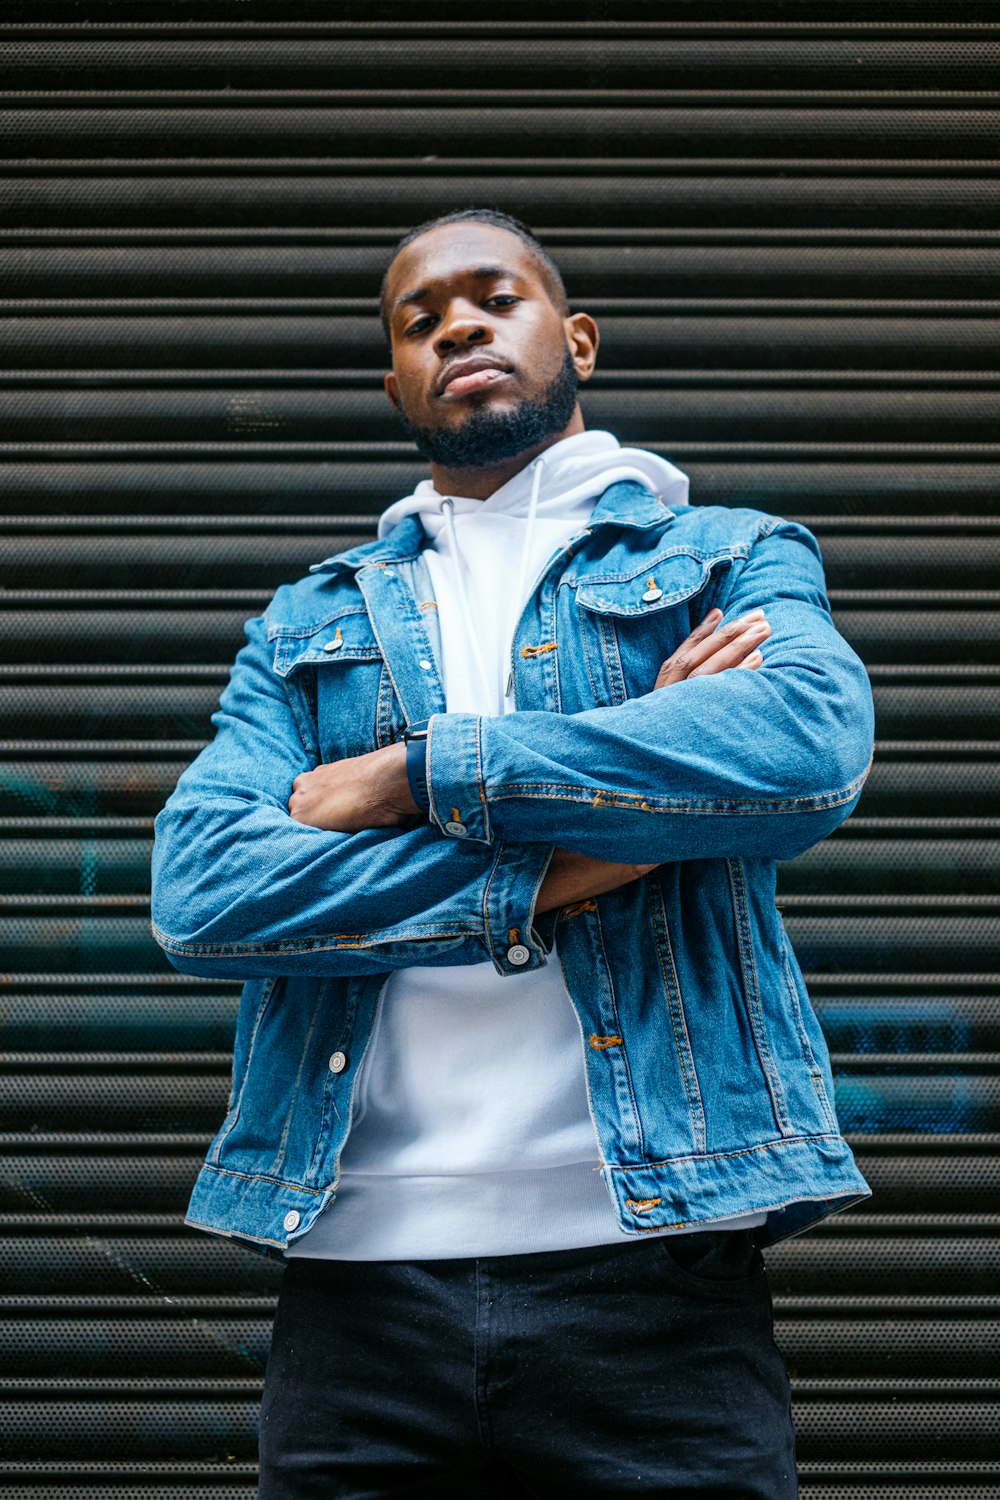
left=385, top=222, right=544, bottom=307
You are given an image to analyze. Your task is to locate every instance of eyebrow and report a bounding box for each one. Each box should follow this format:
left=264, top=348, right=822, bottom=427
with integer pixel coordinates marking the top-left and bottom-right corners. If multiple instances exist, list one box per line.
left=392, top=264, right=517, bottom=316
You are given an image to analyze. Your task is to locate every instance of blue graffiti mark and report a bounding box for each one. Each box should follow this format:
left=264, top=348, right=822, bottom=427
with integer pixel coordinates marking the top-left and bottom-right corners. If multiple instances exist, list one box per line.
left=834, top=1074, right=980, bottom=1134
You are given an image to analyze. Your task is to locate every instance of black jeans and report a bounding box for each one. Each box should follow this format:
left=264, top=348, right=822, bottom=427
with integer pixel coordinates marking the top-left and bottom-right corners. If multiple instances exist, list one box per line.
left=258, top=1230, right=798, bottom=1499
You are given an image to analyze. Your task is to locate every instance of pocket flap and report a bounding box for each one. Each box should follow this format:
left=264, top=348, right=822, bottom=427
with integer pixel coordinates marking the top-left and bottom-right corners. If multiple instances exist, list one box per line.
left=267, top=607, right=382, bottom=676
left=576, top=549, right=717, bottom=618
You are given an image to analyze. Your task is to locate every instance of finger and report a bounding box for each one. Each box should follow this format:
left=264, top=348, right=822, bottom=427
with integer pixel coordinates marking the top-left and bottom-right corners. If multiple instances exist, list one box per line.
left=654, top=608, right=724, bottom=676
left=691, top=607, right=724, bottom=638
left=690, top=622, right=771, bottom=676
left=679, top=609, right=767, bottom=668
left=736, top=649, right=763, bottom=670
left=655, top=610, right=767, bottom=688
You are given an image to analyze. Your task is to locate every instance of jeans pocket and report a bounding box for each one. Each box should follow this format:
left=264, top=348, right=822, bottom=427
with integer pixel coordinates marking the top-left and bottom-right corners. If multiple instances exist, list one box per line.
left=657, top=1228, right=763, bottom=1295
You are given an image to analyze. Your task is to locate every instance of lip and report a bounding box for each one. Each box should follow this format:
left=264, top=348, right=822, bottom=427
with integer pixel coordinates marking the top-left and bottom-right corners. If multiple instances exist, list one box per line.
left=436, top=354, right=513, bottom=399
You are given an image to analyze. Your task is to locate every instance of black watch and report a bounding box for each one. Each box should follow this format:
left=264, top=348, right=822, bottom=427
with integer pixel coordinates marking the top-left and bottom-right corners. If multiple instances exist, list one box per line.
left=401, top=720, right=431, bottom=814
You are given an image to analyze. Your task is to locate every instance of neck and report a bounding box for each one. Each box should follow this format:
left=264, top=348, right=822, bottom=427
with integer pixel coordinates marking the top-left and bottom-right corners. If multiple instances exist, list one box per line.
left=429, top=408, right=585, bottom=501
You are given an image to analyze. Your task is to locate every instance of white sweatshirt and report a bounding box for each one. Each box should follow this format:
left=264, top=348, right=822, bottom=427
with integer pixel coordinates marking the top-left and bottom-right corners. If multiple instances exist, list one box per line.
left=288, top=431, right=764, bottom=1259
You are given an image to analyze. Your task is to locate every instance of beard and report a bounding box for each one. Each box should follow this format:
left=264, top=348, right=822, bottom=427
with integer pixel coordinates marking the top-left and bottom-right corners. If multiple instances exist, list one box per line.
left=395, top=345, right=579, bottom=470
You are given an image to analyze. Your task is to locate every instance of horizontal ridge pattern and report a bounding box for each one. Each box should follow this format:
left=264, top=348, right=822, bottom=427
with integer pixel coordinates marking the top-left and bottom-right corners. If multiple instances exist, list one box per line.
left=1, top=5, right=996, bottom=1494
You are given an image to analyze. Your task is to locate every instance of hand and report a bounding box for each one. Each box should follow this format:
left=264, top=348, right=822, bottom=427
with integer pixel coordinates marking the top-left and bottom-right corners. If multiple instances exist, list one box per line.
left=288, top=608, right=769, bottom=839
left=537, top=606, right=770, bottom=912
left=653, top=607, right=770, bottom=690
left=288, top=741, right=417, bottom=832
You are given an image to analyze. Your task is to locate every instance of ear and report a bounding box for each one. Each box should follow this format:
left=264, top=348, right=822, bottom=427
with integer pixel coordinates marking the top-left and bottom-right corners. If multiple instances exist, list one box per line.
left=564, top=311, right=599, bottom=383
left=384, top=370, right=401, bottom=410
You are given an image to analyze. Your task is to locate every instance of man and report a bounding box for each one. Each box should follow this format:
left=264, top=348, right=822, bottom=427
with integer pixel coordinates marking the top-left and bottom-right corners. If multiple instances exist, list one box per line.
left=152, top=208, right=875, bottom=1498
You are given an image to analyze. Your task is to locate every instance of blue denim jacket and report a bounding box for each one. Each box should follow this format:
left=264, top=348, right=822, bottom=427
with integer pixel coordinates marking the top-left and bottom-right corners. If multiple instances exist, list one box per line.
left=152, top=482, right=875, bottom=1252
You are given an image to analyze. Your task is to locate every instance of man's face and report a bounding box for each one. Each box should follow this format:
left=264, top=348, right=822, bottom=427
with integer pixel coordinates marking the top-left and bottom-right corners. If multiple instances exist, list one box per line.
left=382, top=222, right=597, bottom=471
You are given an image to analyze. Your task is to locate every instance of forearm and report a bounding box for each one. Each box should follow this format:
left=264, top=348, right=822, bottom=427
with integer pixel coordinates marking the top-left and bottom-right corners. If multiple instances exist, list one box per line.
left=535, top=847, right=656, bottom=913
left=425, top=523, right=874, bottom=863
left=428, top=662, right=872, bottom=863
left=150, top=611, right=553, bottom=980
left=152, top=796, right=553, bottom=979
left=274, top=605, right=765, bottom=926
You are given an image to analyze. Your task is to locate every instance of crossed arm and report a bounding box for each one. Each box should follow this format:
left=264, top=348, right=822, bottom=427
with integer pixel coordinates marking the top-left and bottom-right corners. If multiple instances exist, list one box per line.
left=286, top=606, right=773, bottom=915
left=152, top=520, right=874, bottom=978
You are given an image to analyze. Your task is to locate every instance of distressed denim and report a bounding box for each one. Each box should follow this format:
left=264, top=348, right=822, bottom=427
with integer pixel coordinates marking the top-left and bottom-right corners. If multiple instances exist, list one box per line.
left=151, top=482, right=875, bottom=1253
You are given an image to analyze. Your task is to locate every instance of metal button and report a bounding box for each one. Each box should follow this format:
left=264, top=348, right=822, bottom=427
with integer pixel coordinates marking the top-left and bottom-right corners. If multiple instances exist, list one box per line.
left=642, top=586, right=663, bottom=604
left=507, top=944, right=531, bottom=966
left=328, top=1051, right=347, bottom=1074
left=323, top=637, right=343, bottom=653
left=445, top=820, right=468, bottom=837
left=283, top=1210, right=301, bottom=1232
left=418, top=658, right=432, bottom=670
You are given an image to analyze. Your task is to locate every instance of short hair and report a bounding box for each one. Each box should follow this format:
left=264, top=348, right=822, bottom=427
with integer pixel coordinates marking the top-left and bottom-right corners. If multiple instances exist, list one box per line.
left=379, top=207, right=569, bottom=342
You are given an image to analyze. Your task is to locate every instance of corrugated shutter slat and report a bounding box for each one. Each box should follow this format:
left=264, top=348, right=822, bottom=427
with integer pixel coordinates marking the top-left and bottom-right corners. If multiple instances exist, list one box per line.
left=2, top=5, right=997, bottom=1493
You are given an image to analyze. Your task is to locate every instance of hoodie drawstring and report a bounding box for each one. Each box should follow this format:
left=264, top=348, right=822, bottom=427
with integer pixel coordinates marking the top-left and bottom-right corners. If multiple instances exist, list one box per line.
left=440, top=496, right=495, bottom=709
left=504, top=455, right=544, bottom=705
left=441, top=454, right=546, bottom=713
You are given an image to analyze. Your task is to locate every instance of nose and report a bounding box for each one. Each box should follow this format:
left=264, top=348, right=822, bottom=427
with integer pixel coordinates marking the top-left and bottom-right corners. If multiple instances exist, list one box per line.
left=434, top=300, right=492, bottom=355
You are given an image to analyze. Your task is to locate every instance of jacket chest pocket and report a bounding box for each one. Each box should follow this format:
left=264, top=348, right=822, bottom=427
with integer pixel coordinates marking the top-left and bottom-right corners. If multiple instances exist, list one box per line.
left=573, top=548, right=737, bottom=707
left=268, top=607, right=404, bottom=762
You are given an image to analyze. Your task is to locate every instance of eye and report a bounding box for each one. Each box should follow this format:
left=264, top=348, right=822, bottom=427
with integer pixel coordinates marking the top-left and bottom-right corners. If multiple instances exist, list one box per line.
left=405, top=314, right=436, bottom=337
left=486, top=294, right=520, bottom=308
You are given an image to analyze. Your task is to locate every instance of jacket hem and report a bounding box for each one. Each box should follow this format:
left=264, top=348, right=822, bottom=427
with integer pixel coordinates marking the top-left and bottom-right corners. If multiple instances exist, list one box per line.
left=604, top=1130, right=871, bottom=1246
left=185, top=1129, right=870, bottom=1256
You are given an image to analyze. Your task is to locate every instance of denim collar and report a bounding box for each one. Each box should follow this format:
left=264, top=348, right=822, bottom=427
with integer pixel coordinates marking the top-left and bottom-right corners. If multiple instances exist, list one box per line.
left=309, top=481, right=674, bottom=578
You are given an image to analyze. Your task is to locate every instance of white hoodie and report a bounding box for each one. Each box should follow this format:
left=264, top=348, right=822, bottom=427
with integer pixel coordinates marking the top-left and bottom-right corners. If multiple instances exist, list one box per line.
left=378, top=428, right=691, bottom=714
left=287, top=432, right=763, bottom=1259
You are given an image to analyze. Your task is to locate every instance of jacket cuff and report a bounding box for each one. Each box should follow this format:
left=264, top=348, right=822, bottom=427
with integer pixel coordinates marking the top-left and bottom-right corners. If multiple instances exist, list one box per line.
left=483, top=841, right=554, bottom=977
left=427, top=712, right=492, bottom=843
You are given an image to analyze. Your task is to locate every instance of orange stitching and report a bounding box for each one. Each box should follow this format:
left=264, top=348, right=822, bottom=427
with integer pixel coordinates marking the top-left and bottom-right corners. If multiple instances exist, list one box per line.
left=589, top=1033, right=623, bottom=1050
left=200, top=1163, right=322, bottom=1195
left=488, top=769, right=870, bottom=812
left=559, top=898, right=598, bottom=920
left=607, top=1133, right=840, bottom=1174
left=418, top=600, right=437, bottom=611
left=646, top=881, right=705, bottom=1152
left=450, top=807, right=462, bottom=824
left=186, top=1216, right=288, bottom=1248
left=508, top=927, right=520, bottom=946
left=625, top=1196, right=662, bottom=1213
left=152, top=918, right=477, bottom=957
left=520, top=642, right=558, bottom=658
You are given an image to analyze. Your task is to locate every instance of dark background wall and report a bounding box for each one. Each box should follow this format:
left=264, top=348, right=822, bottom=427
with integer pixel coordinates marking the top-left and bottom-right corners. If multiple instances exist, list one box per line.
left=1, top=3, right=998, bottom=1495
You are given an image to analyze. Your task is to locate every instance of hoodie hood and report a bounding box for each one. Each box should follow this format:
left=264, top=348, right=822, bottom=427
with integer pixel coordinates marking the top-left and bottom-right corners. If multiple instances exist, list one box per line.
left=373, top=432, right=689, bottom=716
left=376, top=430, right=689, bottom=539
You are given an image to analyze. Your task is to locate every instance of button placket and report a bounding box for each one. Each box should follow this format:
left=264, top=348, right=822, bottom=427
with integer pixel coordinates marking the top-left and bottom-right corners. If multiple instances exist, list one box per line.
left=355, top=559, right=444, bottom=731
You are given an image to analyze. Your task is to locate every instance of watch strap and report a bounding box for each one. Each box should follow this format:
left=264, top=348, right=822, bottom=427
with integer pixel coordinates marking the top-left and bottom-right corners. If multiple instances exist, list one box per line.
left=402, top=721, right=431, bottom=815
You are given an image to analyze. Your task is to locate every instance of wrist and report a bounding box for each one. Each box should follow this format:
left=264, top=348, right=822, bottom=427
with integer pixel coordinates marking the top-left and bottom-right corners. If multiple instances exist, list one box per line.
left=401, top=721, right=430, bottom=815
left=386, top=741, right=419, bottom=818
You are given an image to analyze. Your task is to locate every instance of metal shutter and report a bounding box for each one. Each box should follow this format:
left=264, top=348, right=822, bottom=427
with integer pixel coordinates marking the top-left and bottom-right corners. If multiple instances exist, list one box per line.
left=1, top=4, right=997, bottom=1496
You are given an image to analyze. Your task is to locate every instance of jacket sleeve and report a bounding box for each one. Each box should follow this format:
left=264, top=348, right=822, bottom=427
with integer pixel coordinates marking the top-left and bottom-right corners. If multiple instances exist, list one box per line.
left=151, top=614, right=552, bottom=980
left=425, top=517, right=874, bottom=863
